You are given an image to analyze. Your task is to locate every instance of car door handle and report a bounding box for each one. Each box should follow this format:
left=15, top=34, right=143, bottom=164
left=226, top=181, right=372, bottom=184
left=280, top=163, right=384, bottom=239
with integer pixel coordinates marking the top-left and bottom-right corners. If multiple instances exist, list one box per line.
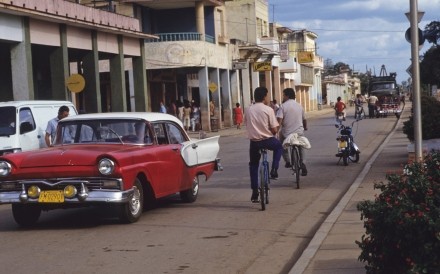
left=172, top=147, right=179, bottom=151
left=192, top=143, right=198, bottom=149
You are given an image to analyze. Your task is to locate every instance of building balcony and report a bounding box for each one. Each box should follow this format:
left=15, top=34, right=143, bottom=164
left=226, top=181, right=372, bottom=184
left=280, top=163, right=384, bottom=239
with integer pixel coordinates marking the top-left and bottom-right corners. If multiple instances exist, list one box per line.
left=144, top=39, right=230, bottom=70
left=146, top=32, right=215, bottom=44
left=279, top=58, right=297, bottom=73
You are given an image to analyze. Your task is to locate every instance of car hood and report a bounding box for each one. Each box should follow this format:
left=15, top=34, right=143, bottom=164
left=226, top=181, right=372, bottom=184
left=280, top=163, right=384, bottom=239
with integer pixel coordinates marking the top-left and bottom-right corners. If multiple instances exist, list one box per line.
left=17, top=145, right=130, bottom=168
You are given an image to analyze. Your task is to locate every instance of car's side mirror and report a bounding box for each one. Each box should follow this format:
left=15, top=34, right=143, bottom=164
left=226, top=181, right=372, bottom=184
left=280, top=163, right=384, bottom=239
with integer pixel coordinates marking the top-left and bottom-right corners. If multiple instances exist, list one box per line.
left=20, top=122, right=34, bottom=134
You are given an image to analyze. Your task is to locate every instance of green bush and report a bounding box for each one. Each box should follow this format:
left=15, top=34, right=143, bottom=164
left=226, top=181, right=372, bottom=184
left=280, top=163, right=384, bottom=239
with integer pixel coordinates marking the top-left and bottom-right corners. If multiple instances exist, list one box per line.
left=403, top=95, right=440, bottom=141
left=356, top=150, right=440, bottom=273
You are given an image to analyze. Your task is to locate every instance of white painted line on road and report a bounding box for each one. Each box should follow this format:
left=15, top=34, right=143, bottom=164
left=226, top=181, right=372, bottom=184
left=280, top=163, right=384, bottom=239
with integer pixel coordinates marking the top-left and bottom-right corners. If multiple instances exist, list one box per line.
left=289, top=112, right=406, bottom=274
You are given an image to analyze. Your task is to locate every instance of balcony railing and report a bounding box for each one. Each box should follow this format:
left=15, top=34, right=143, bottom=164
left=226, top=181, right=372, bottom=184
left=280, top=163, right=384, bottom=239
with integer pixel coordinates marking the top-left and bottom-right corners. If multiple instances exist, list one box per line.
left=146, top=32, right=215, bottom=44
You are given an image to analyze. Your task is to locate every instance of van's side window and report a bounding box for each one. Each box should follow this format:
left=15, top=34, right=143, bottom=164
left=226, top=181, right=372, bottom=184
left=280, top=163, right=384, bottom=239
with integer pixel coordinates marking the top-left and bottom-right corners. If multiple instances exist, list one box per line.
left=19, top=108, right=36, bottom=134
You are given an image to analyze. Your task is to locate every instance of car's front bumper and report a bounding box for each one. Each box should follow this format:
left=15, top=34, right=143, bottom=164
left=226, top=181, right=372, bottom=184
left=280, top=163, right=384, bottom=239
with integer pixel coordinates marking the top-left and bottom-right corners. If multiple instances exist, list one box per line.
left=0, top=178, right=133, bottom=204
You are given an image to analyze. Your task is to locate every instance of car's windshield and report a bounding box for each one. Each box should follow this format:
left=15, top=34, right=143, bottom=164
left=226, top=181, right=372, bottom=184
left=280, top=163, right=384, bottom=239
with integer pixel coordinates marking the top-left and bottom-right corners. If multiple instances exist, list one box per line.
left=0, top=107, right=17, bottom=137
left=54, top=119, right=153, bottom=145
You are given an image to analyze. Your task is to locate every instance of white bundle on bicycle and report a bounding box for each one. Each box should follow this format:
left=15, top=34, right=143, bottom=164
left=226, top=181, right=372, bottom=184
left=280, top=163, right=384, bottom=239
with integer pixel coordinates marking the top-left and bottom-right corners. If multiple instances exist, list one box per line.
left=282, top=133, right=311, bottom=149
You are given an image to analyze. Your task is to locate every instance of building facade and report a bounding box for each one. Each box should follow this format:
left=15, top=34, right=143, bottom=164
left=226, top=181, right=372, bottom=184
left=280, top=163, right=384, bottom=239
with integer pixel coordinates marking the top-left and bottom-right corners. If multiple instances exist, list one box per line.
left=1, top=0, right=327, bottom=131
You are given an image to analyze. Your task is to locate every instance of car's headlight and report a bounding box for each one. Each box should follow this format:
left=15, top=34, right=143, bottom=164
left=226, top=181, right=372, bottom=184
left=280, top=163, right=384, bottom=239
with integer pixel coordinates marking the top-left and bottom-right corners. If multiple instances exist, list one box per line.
left=98, top=158, right=115, bottom=175
left=0, top=161, right=12, bottom=176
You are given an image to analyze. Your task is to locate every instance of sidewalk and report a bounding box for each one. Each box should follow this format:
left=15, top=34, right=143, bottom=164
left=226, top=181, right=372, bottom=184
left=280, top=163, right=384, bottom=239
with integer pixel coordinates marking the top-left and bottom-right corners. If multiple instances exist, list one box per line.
left=292, top=102, right=413, bottom=274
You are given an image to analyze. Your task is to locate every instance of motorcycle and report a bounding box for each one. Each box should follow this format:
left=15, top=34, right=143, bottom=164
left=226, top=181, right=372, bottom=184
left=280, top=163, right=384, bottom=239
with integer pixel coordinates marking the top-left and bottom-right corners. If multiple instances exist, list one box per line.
left=335, top=120, right=360, bottom=166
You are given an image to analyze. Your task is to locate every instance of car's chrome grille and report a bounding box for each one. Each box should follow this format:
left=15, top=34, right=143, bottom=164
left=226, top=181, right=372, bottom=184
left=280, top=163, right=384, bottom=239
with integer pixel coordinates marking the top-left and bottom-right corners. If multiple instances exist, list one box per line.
left=0, top=178, right=122, bottom=192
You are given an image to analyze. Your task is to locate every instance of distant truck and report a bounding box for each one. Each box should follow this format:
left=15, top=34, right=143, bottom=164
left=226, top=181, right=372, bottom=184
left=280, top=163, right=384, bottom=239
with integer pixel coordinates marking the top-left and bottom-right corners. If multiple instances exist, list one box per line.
left=0, top=100, right=77, bottom=155
left=368, top=65, right=403, bottom=118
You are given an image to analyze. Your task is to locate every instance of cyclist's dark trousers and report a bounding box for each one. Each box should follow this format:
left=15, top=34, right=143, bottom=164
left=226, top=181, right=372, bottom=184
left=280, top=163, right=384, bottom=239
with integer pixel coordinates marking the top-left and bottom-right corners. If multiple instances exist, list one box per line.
left=368, top=104, right=375, bottom=118
left=249, top=137, right=283, bottom=189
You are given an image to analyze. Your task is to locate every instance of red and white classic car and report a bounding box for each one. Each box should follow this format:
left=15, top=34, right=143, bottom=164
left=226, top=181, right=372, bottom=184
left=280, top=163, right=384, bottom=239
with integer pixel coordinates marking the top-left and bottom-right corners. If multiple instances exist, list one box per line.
left=0, top=112, right=221, bottom=226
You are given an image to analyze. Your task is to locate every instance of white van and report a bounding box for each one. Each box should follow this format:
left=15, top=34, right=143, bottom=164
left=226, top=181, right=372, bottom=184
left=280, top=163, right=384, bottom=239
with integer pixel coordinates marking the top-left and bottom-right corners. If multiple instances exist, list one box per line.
left=0, top=100, right=77, bottom=155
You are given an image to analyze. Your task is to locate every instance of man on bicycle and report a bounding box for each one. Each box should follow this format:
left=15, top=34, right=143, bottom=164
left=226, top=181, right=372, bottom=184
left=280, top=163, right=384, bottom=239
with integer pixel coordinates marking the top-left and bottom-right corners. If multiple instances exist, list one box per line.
left=244, top=87, right=283, bottom=202
left=276, top=88, right=308, bottom=176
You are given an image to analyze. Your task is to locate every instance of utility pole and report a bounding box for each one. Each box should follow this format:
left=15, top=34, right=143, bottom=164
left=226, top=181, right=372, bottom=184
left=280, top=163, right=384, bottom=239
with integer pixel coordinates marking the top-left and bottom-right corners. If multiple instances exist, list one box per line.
left=409, top=0, right=423, bottom=162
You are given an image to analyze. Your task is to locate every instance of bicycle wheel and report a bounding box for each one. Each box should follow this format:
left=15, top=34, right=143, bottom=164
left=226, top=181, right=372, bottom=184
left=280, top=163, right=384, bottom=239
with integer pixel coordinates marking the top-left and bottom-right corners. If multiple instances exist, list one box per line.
left=290, top=146, right=301, bottom=189
left=259, top=162, right=266, bottom=211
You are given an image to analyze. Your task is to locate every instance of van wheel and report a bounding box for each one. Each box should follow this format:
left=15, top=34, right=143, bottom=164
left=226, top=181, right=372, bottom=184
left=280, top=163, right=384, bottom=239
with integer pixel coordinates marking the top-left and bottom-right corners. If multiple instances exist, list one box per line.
left=12, top=204, right=41, bottom=227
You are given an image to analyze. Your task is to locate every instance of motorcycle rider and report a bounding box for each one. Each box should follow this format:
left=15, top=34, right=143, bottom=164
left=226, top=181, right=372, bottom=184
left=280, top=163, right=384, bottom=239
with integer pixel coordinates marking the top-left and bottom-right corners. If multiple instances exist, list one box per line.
left=276, top=88, right=308, bottom=176
left=334, top=96, right=347, bottom=121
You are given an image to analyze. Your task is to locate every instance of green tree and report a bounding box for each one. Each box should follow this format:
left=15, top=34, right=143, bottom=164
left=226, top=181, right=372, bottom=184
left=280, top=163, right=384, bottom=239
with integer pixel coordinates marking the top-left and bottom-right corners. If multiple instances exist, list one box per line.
left=420, top=46, right=440, bottom=86
left=403, top=95, right=440, bottom=141
left=424, top=21, right=440, bottom=45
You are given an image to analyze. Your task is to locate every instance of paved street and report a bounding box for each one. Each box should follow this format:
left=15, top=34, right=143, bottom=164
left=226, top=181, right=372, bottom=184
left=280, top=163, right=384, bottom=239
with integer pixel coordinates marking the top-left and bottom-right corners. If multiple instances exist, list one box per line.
left=0, top=105, right=403, bottom=274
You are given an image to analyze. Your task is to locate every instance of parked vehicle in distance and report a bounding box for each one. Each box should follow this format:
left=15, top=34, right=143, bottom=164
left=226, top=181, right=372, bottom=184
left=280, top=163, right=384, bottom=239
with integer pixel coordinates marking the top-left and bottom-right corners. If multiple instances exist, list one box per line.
left=0, top=100, right=77, bottom=155
left=0, top=112, right=221, bottom=227
left=368, top=65, right=403, bottom=118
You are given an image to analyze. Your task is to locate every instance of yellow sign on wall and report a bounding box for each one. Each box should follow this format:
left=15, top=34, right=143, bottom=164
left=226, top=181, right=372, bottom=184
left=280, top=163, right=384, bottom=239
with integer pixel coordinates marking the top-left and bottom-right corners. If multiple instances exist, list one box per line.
left=66, top=74, right=85, bottom=93
left=209, top=82, right=218, bottom=92
left=298, top=51, right=314, bottom=64
left=253, top=61, right=272, bottom=72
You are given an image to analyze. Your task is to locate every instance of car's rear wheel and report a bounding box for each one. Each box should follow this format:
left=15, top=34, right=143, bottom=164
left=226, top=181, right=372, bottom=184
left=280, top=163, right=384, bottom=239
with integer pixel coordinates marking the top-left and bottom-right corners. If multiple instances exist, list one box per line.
left=180, top=175, right=199, bottom=203
left=12, top=204, right=41, bottom=227
left=118, top=178, right=144, bottom=223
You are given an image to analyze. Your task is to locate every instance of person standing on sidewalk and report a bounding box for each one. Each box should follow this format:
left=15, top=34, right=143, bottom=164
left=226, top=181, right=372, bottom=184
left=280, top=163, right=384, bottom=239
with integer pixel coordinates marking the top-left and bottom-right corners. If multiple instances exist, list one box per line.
left=233, top=102, right=243, bottom=129
left=276, top=88, right=308, bottom=176
left=244, top=87, right=283, bottom=202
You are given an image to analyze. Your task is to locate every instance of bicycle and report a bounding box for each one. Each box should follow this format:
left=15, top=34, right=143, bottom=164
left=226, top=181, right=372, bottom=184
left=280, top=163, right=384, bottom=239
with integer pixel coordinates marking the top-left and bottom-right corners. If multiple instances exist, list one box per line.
left=287, top=144, right=301, bottom=189
left=355, top=105, right=366, bottom=120
left=258, top=148, right=270, bottom=210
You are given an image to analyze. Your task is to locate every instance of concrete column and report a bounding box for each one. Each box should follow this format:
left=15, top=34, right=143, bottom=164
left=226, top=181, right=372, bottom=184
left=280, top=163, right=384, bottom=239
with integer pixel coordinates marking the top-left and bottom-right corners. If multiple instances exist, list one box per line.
left=198, top=66, right=209, bottom=131
left=10, top=17, right=34, bottom=100
left=210, top=68, right=221, bottom=130
left=220, top=69, right=232, bottom=128
left=195, top=1, right=205, bottom=40
left=273, top=66, right=281, bottom=104
left=241, top=63, right=252, bottom=112
left=50, top=24, right=70, bottom=101
left=110, top=35, right=127, bottom=112
left=264, top=70, right=272, bottom=100
left=133, top=39, right=148, bottom=111
left=83, top=30, right=101, bottom=113
left=230, top=70, right=240, bottom=106
left=251, top=70, right=259, bottom=96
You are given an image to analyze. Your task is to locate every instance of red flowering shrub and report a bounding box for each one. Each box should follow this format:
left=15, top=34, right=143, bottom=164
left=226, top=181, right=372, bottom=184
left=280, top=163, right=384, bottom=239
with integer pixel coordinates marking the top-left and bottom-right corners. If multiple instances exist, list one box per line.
left=356, top=150, right=440, bottom=273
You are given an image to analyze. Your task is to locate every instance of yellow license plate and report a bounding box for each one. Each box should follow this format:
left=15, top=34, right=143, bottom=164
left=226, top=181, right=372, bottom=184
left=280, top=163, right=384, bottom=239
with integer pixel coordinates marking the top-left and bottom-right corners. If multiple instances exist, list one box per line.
left=338, top=141, right=347, bottom=148
left=38, top=190, right=64, bottom=203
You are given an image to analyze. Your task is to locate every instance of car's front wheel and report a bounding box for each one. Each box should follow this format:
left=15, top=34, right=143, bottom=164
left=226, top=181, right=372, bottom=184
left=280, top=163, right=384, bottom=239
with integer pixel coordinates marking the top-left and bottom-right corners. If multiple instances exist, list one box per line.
left=180, top=175, right=199, bottom=203
left=12, top=204, right=41, bottom=227
left=118, top=178, right=144, bottom=223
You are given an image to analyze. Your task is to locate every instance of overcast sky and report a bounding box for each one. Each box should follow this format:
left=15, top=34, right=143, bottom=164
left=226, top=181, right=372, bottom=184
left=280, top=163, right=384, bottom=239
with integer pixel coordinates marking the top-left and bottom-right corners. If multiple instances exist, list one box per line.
left=269, top=0, right=440, bottom=84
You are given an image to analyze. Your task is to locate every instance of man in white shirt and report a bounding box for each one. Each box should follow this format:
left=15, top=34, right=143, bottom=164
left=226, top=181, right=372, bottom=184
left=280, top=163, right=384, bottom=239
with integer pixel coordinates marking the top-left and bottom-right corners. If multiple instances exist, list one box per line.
left=45, top=105, right=70, bottom=147
left=368, top=95, right=379, bottom=118
left=276, top=88, right=308, bottom=176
